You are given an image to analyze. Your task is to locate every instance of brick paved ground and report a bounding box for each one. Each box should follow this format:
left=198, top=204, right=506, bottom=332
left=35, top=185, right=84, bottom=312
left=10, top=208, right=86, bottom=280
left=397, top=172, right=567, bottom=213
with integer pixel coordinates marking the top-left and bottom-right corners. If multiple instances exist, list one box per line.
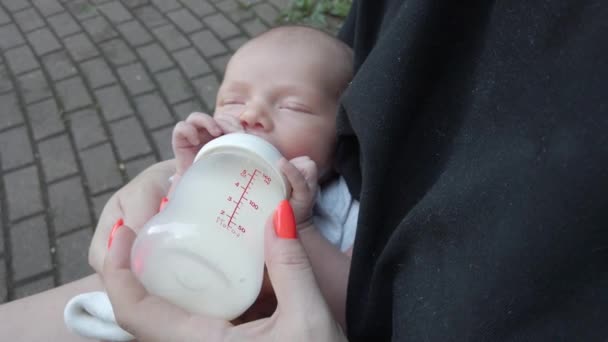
left=0, top=0, right=290, bottom=303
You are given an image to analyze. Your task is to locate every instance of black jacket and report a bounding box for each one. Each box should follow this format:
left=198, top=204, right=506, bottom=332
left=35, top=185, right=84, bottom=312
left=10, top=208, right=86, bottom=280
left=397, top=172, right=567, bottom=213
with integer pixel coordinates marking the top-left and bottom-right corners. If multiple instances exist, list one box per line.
left=337, top=1, right=608, bottom=340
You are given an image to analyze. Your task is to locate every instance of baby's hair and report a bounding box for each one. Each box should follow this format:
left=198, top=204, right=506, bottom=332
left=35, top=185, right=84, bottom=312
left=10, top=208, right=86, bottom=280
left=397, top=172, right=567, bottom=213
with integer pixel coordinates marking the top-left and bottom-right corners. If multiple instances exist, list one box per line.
left=244, top=25, right=354, bottom=96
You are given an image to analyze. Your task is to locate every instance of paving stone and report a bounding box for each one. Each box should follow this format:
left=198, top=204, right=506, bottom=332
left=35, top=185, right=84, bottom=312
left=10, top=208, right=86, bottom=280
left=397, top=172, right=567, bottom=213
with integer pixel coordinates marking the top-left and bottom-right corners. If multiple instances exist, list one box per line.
left=155, top=69, right=194, bottom=104
left=0, top=126, right=34, bottom=170
left=136, top=44, right=173, bottom=73
left=0, top=207, right=3, bottom=255
left=42, top=50, right=78, bottom=81
left=4, top=45, right=39, bottom=75
left=242, top=18, right=267, bottom=37
left=124, top=0, right=150, bottom=9
left=94, top=85, right=133, bottom=120
left=26, top=98, right=64, bottom=140
left=100, top=39, right=137, bottom=66
left=0, top=0, right=30, bottom=12
left=0, top=262, right=6, bottom=302
left=56, top=228, right=94, bottom=284
left=18, top=70, right=52, bottom=104
left=4, top=166, right=44, bottom=220
left=203, top=13, right=240, bottom=39
left=65, top=0, right=98, bottom=20
left=226, top=4, right=256, bottom=23
left=193, top=74, right=220, bottom=111
left=56, top=77, right=92, bottom=111
left=32, top=0, right=64, bottom=16
left=181, top=0, right=215, bottom=17
left=92, top=191, right=112, bottom=221
left=216, top=0, right=239, bottom=12
left=109, top=116, right=151, bottom=160
left=27, top=28, right=62, bottom=55
left=237, top=0, right=264, bottom=6
left=167, top=8, right=203, bottom=33
left=118, top=62, right=155, bottom=95
left=268, top=0, right=289, bottom=10
left=97, top=1, right=132, bottom=23
left=133, top=5, right=168, bottom=28
left=149, top=0, right=181, bottom=11
left=68, top=108, right=107, bottom=149
left=151, top=125, right=174, bottom=160
left=64, top=33, right=99, bottom=61
left=173, top=98, right=203, bottom=120
left=14, top=276, right=55, bottom=299
left=0, top=64, right=13, bottom=93
left=191, top=30, right=228, bottom=57
left=173, top=47, right=211, bottom=79
left=253, top=2, right=278, bottom=25
left=82, top=15, right=119, bottom=43
left=152, top=24, right=190, bottom=51
left=38, top=134, right=79, bottom=182
left=10, top=215, right=52, bottom=281
left=117, top=20, right=153, bottom=46
left=49, top=177, right=91, bottom=234
left=13, top=7, right=45, bottom=32
left=226, top=35, right=248, bottom=52
left=0, top=24, right=25, bottom=50
left=211, top=54, right=231, bottom=75
left=47, top=12, right=81, bottom=37
left=0, top=6, right=9, bottom=24
left=79, top=143, right=122, bottom=193
left=125, top=154, right=157, bottom=179
left=0, top=93, right=23, bottom=130
left=135, top=92, right=174, bottom=129
left=80, top=58, right=116, bottom=89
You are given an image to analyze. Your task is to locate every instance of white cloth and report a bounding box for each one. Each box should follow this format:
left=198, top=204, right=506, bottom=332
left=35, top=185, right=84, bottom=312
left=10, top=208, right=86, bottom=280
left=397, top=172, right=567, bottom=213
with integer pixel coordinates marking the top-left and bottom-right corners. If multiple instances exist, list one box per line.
left=64, top=177, right=359, bottom=341
left=313, top=176, right=359, bottom=252
left=64, top=291, right=133, bottom=341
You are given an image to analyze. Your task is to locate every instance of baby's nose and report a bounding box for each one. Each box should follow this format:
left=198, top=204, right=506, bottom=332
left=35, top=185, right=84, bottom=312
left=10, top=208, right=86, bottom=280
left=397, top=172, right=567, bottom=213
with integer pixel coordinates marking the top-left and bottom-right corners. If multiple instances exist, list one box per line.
left=239, top=107, right=271, bottom=131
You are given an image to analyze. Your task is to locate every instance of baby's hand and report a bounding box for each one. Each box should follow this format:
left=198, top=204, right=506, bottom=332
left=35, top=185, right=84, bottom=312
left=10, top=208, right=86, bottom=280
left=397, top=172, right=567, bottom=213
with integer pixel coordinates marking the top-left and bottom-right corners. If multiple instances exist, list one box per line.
left=172, top=113, right=244, bottom=176
left=279, top=157, right=318, bottom=230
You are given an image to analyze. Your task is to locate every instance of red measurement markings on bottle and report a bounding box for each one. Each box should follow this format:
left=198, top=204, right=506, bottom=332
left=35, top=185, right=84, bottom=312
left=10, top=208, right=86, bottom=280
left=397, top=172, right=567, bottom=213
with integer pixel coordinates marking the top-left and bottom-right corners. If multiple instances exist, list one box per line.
left=217, top=168, right=273, bottom=237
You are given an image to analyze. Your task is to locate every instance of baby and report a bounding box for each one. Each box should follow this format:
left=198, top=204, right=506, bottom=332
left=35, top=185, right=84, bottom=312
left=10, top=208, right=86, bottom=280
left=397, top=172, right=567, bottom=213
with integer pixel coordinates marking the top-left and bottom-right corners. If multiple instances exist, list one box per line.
left=170, top=25, right=355, bottom=328
left=64, top=25, right=355, bottom=340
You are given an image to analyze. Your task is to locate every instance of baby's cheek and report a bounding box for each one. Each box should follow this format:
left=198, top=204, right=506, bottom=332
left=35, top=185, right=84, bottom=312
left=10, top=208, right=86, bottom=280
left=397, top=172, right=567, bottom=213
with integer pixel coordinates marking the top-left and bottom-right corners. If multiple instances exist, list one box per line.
left=215, top=106, right=243, bottom=119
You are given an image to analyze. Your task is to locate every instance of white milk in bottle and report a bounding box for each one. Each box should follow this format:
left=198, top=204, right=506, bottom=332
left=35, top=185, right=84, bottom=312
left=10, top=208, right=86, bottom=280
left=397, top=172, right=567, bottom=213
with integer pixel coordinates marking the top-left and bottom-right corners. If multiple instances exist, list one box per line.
left=130, top=133, right=288, bottom=319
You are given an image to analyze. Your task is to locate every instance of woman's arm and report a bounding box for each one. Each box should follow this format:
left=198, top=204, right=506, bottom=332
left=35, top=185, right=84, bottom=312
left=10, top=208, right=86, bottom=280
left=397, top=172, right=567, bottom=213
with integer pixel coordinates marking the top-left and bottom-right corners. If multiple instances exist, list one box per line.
left=0, top=274, right=104, bottom=341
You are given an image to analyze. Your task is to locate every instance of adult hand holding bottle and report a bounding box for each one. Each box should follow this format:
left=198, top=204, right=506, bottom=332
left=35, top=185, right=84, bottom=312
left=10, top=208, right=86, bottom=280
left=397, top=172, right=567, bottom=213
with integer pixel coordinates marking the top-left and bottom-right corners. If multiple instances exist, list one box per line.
left=103, top=201, right=347, bottom=342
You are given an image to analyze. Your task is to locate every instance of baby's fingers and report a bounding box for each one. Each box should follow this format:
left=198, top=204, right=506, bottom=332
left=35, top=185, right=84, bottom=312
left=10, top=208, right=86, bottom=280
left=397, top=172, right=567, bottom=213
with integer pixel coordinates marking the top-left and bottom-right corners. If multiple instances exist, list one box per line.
left=215, top=115, right=244, bottom=134
left=279, top=158, right=312, bottom=198
left=287, top=156, right=318, bottom=193
left=185, top=112, right=222, bottom=137
left=172, top=121, right=200, bottom=147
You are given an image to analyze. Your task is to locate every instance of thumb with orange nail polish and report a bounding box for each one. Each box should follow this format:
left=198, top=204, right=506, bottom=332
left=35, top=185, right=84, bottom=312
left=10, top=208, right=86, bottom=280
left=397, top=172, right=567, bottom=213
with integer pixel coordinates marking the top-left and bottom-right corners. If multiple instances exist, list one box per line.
left=273, top=200, right=297, bottom=239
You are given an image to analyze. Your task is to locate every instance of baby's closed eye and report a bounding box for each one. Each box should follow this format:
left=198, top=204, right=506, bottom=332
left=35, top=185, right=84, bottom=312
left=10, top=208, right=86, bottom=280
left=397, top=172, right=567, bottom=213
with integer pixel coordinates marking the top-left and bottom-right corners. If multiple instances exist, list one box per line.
left=278, top=102, right=313, bottom=113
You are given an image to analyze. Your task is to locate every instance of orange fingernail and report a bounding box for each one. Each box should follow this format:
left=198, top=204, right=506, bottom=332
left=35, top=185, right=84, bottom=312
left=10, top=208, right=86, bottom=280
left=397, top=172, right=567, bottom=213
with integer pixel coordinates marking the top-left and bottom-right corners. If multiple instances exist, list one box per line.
left=274, top=200, right=296, bottom=239
left=159, top=197, right=169, bottom=211
left=107, top=218, right=124, bottom=249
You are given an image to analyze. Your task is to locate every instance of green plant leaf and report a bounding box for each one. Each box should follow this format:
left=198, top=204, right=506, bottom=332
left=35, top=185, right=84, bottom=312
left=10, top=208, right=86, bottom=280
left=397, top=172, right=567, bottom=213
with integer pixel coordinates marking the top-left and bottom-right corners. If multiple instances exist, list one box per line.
left=279, top=0, right=352, bottom=31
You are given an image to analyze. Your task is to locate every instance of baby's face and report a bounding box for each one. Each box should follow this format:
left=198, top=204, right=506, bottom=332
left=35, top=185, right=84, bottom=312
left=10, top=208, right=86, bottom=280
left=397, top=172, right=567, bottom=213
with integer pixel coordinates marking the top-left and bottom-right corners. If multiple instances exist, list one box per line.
left=213, top=39, right=340, bottom=176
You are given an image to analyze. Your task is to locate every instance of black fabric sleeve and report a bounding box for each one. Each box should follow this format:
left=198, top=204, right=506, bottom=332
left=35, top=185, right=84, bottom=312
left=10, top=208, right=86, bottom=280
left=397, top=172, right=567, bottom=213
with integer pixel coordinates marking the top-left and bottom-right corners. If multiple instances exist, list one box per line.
left=339, top=1, right=608, bottom=340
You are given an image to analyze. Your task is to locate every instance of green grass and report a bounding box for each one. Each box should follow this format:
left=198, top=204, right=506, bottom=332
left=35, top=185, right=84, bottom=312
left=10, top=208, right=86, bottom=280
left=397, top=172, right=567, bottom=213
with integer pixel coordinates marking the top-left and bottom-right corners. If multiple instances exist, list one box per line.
left=278, top=0, right=352, bottom=34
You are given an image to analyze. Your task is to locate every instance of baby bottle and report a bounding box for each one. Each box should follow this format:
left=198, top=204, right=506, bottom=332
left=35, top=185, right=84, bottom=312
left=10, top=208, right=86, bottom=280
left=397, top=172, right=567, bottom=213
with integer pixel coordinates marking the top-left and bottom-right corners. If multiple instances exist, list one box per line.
left=130, top=133, right=288, bottom=320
